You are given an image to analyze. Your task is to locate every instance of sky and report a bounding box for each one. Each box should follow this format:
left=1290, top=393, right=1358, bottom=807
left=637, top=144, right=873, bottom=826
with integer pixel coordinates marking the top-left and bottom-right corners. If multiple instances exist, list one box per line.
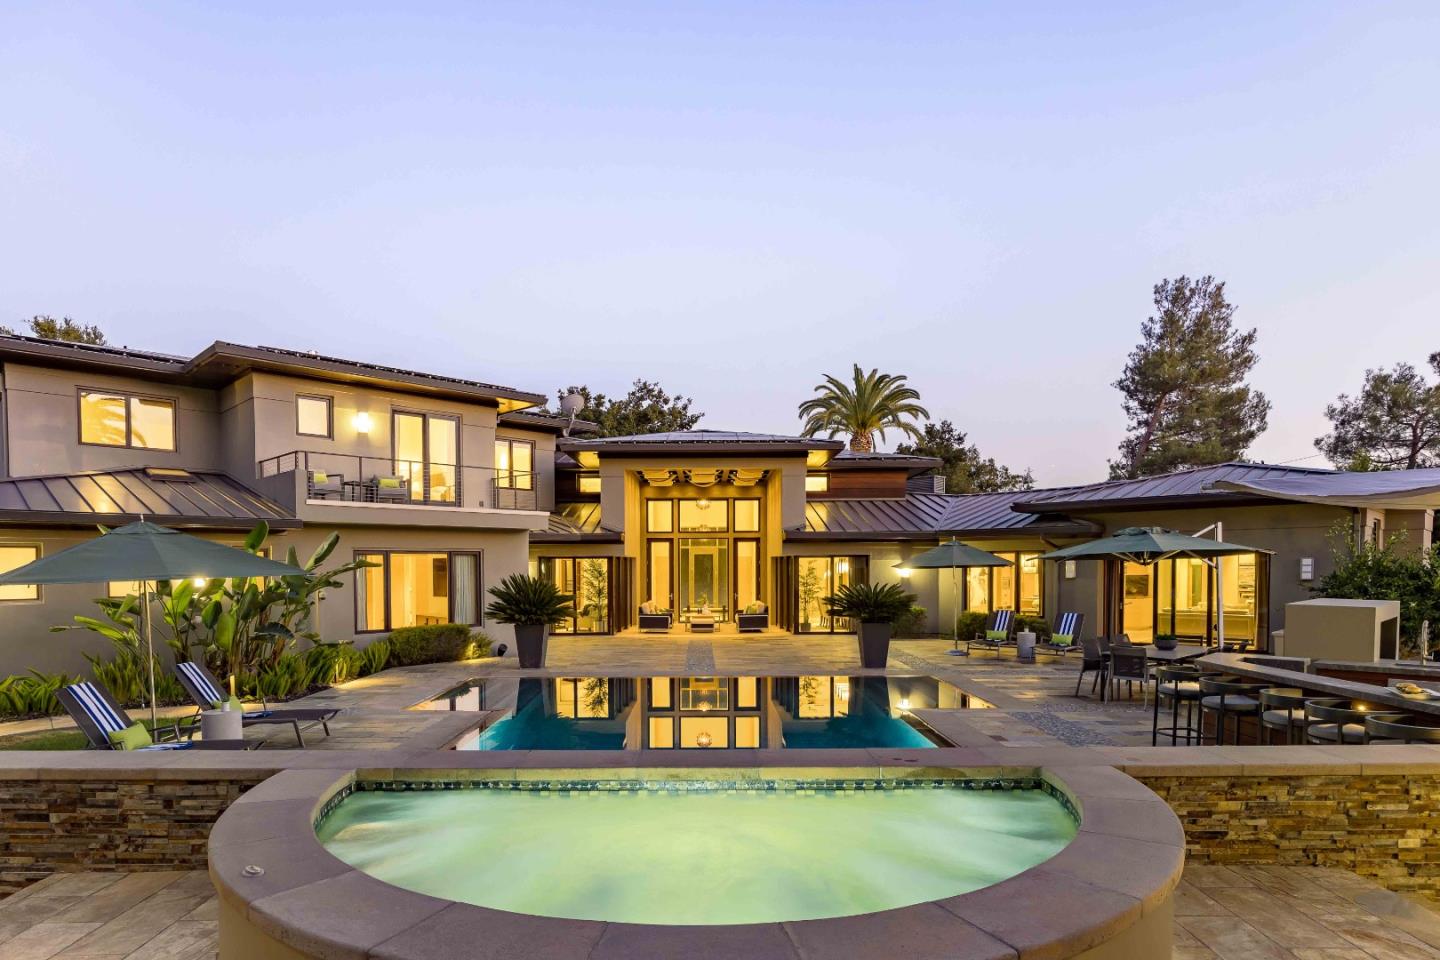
left=2, top=2, right=1439, bottom=486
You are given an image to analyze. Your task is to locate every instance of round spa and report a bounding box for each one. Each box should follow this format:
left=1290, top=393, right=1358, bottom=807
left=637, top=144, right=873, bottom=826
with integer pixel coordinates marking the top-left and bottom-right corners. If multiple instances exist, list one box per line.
left=209, top=767, right=1184, bottom=960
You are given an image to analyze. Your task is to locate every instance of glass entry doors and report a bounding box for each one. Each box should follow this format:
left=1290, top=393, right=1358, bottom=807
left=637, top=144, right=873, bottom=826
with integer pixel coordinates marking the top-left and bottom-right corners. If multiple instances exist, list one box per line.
left=679, top=538, right=728, bottom=621
left=537, top=558, right=611, bottom=634
left=393, top=412, right=459, bottom=503
left=1121, top=556, right=1260, bottom=645
left=797, top=556, right=857, bottom=633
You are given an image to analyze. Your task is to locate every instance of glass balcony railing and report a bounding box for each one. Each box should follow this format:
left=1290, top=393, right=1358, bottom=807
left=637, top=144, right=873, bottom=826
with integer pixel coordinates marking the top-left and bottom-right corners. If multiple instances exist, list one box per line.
left=257, top=451, right=538, bottom=511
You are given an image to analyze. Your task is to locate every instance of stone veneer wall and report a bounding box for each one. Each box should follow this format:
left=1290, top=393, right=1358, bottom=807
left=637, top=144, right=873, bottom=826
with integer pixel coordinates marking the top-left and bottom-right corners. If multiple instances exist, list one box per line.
left=1139, top=773, right=1440, bottom=901
left=0, top=775, right=266, bottom=896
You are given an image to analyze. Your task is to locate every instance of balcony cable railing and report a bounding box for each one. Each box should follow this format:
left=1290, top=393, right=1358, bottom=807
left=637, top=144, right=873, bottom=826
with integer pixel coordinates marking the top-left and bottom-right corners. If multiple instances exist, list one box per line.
left=257, top=450, right=538, bottom=511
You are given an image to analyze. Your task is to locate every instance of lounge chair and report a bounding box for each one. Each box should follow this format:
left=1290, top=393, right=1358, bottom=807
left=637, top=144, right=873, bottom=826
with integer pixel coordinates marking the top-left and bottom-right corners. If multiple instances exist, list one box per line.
left=174, top=661, right=338, bottom=747
left=1035, top=612, right=1085, bottom=657
left=307, top=470, right=344, bottom=499
left=57, top=681, right=190, bottom=750
left=966, top=609, right=1016, bottom=656
left=369, top=475, right=410, bottom=503
left=638, top=601, right=673, bottom=632
left=737, top=602, right=769, bottom=633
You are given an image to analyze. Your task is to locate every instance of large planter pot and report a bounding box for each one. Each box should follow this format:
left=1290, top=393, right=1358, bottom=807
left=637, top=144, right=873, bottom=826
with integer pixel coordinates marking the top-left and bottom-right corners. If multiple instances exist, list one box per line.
left=1154, top=635, right=1179, bottom=651
left=514, top=624, right=549, bottom=668
left=857, top=622, right=894, bottom=669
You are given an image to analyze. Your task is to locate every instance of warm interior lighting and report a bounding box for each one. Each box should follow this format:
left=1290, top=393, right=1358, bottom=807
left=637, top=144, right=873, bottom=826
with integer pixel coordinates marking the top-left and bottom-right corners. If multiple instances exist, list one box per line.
left=695, top=730, right=713, bottom=748
left=353, top=411, right=373, bottom=433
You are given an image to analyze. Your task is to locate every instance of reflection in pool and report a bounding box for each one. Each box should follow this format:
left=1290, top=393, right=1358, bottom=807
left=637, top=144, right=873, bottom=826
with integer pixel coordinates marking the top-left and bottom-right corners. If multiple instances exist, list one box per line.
left=425, top=674, right=986, bottom=750
left=318, top=779, right=1076, bottom=924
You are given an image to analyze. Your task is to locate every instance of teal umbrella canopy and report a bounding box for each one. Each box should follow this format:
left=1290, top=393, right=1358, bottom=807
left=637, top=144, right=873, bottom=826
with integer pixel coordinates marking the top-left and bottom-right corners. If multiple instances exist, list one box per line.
left=0, top=521, right=305, bottom=585
left=900, top=540, right=1012, bottom=571
left=1040, top=527, right=1272, bottom=565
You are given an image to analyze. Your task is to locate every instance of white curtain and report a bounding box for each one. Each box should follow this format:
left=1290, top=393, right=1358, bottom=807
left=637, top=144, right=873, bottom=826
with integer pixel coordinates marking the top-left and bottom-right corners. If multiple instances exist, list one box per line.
left=452, top=553, right=479, bottom=624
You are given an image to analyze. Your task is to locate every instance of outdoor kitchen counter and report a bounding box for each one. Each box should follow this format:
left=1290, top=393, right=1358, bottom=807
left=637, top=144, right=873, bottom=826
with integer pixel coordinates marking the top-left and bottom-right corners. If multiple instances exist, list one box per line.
left=1200, top=652, right=1440, bottom=717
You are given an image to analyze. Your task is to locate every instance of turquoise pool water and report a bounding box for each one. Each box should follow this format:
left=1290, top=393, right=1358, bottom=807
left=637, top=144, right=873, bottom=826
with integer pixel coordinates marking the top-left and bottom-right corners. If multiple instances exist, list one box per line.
left=317, top=781, right=1076, bottom=925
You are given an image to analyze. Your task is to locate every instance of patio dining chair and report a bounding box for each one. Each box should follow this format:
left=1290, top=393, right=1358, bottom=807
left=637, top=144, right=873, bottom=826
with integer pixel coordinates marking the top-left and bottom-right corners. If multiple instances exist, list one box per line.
left=966, top=609, right=1016, bottom=656
left=1074, top=634, right=1108, bottom=697
left=1109, top=646, right=1151, bottom=704
left=57, top=681, right=188, bottom=750
left=174, top=661, right=339, bottom=747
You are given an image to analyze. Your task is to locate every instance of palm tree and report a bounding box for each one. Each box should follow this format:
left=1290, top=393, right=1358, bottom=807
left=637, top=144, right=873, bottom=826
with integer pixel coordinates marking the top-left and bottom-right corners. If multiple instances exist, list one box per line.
left=798, top=365, right=930, bottom=452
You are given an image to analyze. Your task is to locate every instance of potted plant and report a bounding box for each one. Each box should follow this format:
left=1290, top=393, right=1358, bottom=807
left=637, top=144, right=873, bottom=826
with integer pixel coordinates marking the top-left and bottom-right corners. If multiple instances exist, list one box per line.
left=798, top=567, right=821, bottom=632
left=484, top=574, right=574, bottom=668
left=1154, top=633, right=1179, bottom=651
left=824, top=582, right=918, bottom=668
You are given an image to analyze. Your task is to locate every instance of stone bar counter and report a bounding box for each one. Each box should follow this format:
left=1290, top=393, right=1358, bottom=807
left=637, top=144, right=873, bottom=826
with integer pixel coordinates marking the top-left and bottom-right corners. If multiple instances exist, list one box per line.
left=1199, top=652, right=1440, bottom=719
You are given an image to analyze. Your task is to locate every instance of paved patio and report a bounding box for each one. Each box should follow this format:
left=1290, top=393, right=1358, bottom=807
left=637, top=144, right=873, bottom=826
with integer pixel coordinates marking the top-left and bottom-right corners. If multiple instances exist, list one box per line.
left=4, top=865, right=1438, bottom=960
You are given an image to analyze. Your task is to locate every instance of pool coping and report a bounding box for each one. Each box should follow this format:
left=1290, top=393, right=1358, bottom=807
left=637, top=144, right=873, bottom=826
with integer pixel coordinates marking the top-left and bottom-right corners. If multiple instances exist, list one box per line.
left=208, top=763, right=1186, bottom=960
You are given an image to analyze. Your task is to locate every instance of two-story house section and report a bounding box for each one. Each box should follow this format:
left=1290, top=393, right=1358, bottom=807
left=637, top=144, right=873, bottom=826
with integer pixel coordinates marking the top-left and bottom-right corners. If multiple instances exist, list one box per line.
left=0, top=334, right=569, bottom=675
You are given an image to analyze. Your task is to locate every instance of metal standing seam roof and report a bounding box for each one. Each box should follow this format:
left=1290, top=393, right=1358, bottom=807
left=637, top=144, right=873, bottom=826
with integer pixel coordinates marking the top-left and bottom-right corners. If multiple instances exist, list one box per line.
left=1207, top=467, right=1440, bottom=510
left=1010, top=462, right=1337, bottom=514
left=559, top=430, right=845, bottom=454
left=0, top=468, right=300, bottom=530
left=798, top=492, right=1097, bottom=540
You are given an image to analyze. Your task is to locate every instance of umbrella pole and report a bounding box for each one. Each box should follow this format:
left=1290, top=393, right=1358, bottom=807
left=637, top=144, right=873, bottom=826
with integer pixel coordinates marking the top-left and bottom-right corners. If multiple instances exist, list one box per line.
left=142, top=580, right=158, bottom=728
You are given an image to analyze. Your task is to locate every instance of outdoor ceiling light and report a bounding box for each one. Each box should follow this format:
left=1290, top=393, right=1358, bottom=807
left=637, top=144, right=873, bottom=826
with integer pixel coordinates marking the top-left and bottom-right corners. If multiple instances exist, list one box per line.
left=353, top=411, right=373, bottom=434
left=191, top=577, right=207, bottom=588
left=695, top=730, right=713, bottom=748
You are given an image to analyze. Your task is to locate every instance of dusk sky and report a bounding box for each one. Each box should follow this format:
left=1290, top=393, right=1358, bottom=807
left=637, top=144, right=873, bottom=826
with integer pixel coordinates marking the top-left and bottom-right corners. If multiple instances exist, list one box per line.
left=3, top=2, right=1438, bottom=486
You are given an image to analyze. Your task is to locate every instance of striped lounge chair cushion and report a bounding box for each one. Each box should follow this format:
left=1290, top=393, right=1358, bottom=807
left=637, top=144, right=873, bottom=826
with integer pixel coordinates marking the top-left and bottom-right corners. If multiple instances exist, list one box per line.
left=177, top=661, right=225, bottom=705
left=67, top=682, right=128, bottom=736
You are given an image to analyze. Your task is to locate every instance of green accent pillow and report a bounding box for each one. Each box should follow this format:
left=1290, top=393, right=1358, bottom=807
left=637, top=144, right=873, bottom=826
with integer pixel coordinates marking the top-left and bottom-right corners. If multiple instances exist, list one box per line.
left=378, top=477, right=401, bottom=489
left=312, top=471, right=328, bottom=484
left=210, top=695, right=244, bottom=712
left=1050, top=633, right=1074, bottom=647
left=744, top=602, right=766, bottom=615
left=107, top=723, right=153, bottom=751
left=986, top=630, right=1008, bottom=642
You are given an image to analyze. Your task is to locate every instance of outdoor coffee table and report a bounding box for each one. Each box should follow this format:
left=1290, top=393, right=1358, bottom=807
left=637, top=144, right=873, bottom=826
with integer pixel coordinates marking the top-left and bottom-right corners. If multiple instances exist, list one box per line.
left=689, top=615, right=716, bottom=633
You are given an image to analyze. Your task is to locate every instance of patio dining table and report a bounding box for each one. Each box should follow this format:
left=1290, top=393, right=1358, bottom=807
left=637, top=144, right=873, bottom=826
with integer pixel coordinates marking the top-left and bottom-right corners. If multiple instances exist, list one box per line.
left=1100, top=642, right=1210, bottom=701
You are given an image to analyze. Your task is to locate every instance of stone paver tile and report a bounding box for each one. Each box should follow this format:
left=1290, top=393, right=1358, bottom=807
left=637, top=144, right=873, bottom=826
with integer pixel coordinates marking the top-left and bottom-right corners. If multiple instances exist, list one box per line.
left=249, top=870, right=448, bottom=959
left=1311, top=914, right=1440, bottom=960
left=52, top=873, right=186, bottom=924
left=1179, top=915, right=1297, bottom=960
left=1174, top=882, right=1231, bottom=917
left=1204, top=886, right=1348, bottom=950
left=24, top=876, right=123, bottom=901
left=144, top=874, right=215, bottom=903
left=180, top=898, right=218, bottom=922
left=55, top=894, right=207, bottom=957
left=784, top=903, right=1016, bottom=960
left=1, top=921, right=103, bottom=960
left=1183, top=865, right=1260, bottom=890
left=118, top=920, right=217, bottom=960
left=1348, top=890, right=1440, bottom=951
left=0, top=898, right=86, bottom=941
left=1175, top=947, right=1222, bottom=960
left=1289, top=950, right=1378, bottom=960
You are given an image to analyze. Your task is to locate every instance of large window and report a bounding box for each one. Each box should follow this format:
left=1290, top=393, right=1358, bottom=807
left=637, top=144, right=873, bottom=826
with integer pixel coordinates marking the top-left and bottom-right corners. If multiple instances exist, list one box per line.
left=0, top=545, right=39, bottom=601
left=678, top=498, right=727, bottom=532
left=536, top=557, right=611, bottom=634
left=79, top=390, right=175, bottom=450
left=355, top=550, right=482, bottom=632
left=495, top=438, right=534, bottom=490
left=296, top=395, right=332, bottom=438
left=963, top=552, right=1043, bottom=616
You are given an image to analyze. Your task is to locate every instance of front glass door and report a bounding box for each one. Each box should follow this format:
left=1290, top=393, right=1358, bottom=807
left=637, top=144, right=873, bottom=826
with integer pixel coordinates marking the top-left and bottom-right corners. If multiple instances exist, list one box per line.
left=1121, top=561, right=1155, bottom=644
left=537, top=558, right=611, bottom=634
left=735, top=539, right=760, bottom=613
left=393, top=412, right=459, bottom=503
left=797, top=557, right=856, bottom=633
left=679, top=538, right=729, bottom=621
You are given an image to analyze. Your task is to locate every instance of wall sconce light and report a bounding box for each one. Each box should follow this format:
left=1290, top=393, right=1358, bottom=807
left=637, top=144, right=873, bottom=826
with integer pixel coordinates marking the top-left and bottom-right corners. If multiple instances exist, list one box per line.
left=898, top=697, right=912, bottom=712
left=896, top=566, right=912, bottom=579
left=353, top=412, right=373, bottom=434
left=191, top=577, right=208, bottom=588
left=1064, top=561, right=1077, bottom=580
left=1299, top=558, right=1315, bottom=581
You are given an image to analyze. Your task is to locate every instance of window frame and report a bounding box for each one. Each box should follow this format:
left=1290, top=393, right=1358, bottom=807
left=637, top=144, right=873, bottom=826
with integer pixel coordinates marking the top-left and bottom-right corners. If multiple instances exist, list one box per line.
left=495, top=437, right=536, bottom=491
left=353, top=549, right=485, bottom=633
left=0, top=543, right=41, bottom=602
left=77, top=388, right=178, bottom=451
left=295, top=394, right=334, bottom=439
left=804, top=473, right=829, bottom=493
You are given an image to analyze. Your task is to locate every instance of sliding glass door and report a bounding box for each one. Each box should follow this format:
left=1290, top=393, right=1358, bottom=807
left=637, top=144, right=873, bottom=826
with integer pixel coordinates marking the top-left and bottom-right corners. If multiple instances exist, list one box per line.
left=536, top=558, right=612, bottom=634
left=393, top=412, right=459, bottom=503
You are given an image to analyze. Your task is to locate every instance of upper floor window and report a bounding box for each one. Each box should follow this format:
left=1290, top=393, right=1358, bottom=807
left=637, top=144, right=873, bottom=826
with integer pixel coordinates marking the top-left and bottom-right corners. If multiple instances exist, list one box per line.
left=79, top=391, right=176, bottom=450
left=495, top=438, right=534, bottom=490
left=805, top=474, right=829, bottom=493
left=296, top=395, right=333, bottom=438
left=0, top=544, right=40, bottom=601
left=576, top=472, right=602, bottom=495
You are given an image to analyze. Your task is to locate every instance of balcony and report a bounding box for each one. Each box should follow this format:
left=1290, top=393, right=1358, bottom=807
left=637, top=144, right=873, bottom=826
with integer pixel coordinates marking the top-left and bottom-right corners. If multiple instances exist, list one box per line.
left=257, top=451, right=539, bottom=512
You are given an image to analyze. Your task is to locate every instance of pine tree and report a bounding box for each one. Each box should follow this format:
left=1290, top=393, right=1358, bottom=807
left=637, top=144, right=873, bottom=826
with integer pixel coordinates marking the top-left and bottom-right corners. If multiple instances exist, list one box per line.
left=1109, top=276, right=1269, bottom=479
left=1315, top=353, right=1440, bottom=470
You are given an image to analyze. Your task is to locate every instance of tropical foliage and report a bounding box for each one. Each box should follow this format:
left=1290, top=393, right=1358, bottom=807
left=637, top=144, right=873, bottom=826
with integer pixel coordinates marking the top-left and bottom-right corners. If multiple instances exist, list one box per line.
left=1315, top=353, right=1440, bottom=470
left=0, top=671, right=79, bottom=719
left=1109, top=276, right=1269, bottom=479
left=823, top=582, right=918, bottom=624
left=555, top=381, right=702, bottom=436
left=485, top=574, right=575, bottom=627
left=1314, top=527, right=1440, bottom=654
left=896, top=420, right=1034, bottom=492
left=798, top=365, right=929, bottom=452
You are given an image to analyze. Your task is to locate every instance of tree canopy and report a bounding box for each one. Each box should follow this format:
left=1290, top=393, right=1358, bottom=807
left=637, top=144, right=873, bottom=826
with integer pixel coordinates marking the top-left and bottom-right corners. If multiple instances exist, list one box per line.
left=556, top=381, right=702, bottom=437
left=1109, top=276, right=1269, bottom=479
left=1, top=315, right=107, bottom=344
left=1315, top=354, right=1440, bottom=470
left=1315, top=527, right=1440, bottom=653
left=798, top=364, right=929, bottom=452
left=896, top=420, right=1034, bottom=493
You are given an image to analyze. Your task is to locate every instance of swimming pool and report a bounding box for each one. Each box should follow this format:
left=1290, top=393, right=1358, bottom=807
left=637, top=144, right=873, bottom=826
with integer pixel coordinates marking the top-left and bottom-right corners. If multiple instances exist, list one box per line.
left=424, top=674, right=982, bottom=750
left=316, top=777, right=1077, bottom=925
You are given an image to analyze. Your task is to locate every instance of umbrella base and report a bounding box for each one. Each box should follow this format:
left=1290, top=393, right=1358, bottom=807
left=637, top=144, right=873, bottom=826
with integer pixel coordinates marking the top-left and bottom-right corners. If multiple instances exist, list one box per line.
left=946, top=649, right=969, bottom=656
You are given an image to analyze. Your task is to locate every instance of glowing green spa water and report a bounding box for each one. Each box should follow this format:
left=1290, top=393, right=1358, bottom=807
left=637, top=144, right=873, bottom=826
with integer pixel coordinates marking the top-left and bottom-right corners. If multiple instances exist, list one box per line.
left=317, top=783, right=1076, bottom=925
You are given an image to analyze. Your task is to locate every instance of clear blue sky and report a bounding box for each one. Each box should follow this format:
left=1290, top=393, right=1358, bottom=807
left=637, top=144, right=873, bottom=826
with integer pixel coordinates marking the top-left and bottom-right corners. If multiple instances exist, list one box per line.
left=3, top=2, right=1438, bottom=485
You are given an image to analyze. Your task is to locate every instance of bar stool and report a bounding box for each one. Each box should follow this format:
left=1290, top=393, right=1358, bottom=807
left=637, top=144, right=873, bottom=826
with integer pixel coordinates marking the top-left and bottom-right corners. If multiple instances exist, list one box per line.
left=1363, top=715, right=1440, bottom=744
left=1153, top=665, right=1203, bottom=745
left=1199, top=677, right=1264, bottom=744
left=1303, top=700, right=1405, bottom=744
left=1258, top=688, right=1309, bottom=745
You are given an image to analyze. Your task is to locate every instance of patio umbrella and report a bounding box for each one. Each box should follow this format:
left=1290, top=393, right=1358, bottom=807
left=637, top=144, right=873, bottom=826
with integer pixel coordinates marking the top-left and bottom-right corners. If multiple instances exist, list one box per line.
left=894, top=539, right=1011, bottom=654
left=1040, top=527, right=1272, bottom=648
left=0, top=521, right=306, bottom=725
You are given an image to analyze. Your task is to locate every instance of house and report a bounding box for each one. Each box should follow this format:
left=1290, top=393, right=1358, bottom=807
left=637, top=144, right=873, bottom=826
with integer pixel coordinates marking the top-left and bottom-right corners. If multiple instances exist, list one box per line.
left=0, top=332, right=1436, bottom=676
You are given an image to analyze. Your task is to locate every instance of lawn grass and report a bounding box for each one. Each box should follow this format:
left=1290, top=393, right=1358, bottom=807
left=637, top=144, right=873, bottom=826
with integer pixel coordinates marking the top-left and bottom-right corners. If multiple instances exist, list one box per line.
left=0, top=716, right=192, bottom=751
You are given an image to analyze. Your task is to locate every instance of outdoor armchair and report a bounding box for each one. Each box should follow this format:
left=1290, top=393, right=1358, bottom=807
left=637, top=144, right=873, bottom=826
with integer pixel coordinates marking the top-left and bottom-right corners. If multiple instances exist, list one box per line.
left=965, top=609, right=1016, bottom=656
left=369, top=475, right=410, bottom=502
left=737, top=602, right=769, bottom=633
left=307, top=470, right=344, bottom=499
left=174, top=661, right=339, bottom=748
left=638, top=601, right=673, bottom=632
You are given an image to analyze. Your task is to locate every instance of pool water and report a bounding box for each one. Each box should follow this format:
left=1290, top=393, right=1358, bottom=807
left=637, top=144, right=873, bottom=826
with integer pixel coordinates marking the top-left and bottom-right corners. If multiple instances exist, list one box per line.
left=427, top=675, right=976, bottom=750
left=318, top=781, right=1076, bottom=925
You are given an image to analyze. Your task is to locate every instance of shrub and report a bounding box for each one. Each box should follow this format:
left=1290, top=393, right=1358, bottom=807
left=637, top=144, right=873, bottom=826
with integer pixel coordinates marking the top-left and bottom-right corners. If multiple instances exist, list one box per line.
left=0, top=671, right=79, bottom=719
left=86, top=651, right=187, bottom=708
left=385, top=624, right=479, bottom=667
left=1016, top=615, right=1052, bottom=641
left=359, top=639, right=390, bottom=676
left=893, top=605, right=928, bottom=638
left=955, top=611, right=988, bottom=639
left=246, top=653, right=313, bottom=702
left=823, top=582, right=918, bottom=625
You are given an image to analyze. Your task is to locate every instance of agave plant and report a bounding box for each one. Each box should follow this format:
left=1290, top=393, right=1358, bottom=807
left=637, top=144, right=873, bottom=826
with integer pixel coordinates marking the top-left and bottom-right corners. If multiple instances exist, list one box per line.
left=485, top=573, right=575, bottom=627
left=823, top=582, right=918, bottom=625
left=798, top=364, right=930, bottom=452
